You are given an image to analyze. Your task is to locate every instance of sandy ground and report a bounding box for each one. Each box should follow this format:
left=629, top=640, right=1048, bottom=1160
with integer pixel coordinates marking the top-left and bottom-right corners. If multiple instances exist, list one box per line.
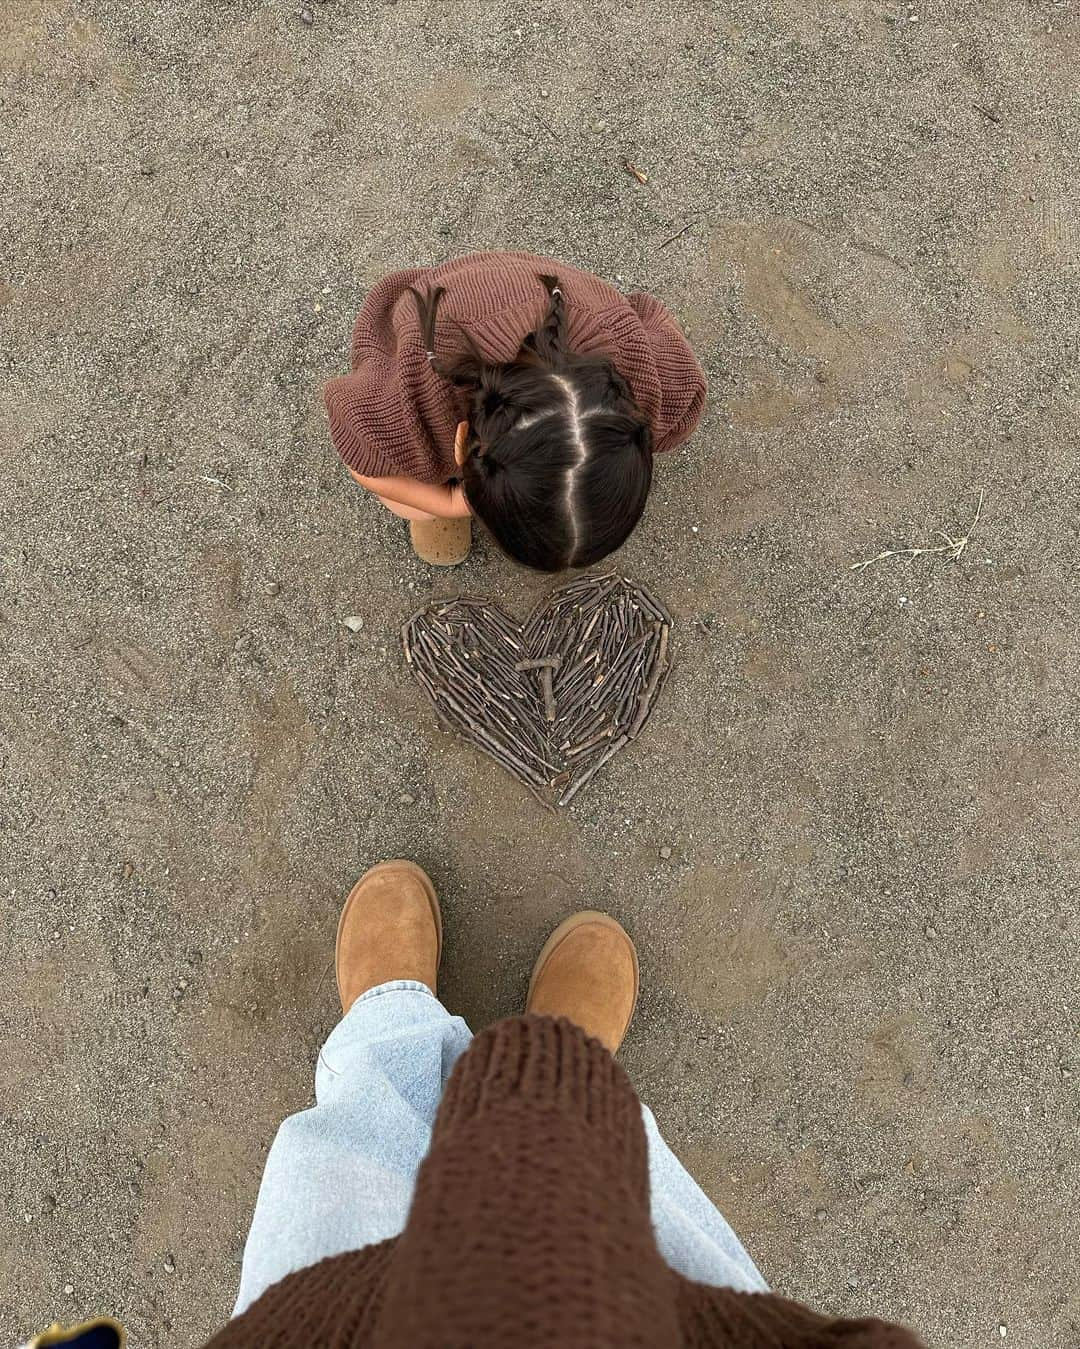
left=2, top=1, right=1079, bottom=1344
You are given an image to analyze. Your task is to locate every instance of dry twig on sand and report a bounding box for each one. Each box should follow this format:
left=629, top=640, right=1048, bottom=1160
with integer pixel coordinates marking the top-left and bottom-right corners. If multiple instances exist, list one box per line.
left=850, top=491, right=984, bottom=573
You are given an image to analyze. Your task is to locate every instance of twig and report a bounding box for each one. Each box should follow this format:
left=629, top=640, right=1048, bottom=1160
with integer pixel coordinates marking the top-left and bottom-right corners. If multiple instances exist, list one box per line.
left=850, top=491, right=985, bottom=572
left=657, top=221, right=694, bottom=249
left=558, top=735, right=628, bottom=806
left=973, top=104, right=1001, bottom=124
left=514, top=657, right=562, bottom=672
left=199, top=474, right=233, bottom=491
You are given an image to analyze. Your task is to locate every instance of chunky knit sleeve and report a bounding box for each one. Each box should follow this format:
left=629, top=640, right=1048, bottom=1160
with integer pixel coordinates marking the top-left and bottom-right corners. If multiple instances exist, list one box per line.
left=376, top=1015, right=684, bottom=1347
left=322, top=268, right=461, bottom=484
left=674, top=1283, right=928, bottom=1348
left=323, top=362, right=414, bottom=480
left=627, top=291, right=707, bottom=453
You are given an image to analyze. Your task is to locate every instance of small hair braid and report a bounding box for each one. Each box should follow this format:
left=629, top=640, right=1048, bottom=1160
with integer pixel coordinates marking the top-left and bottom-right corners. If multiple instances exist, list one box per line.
left=407, top=285, right=486, bottom=389
left=529, top=274, right=567, bottom=367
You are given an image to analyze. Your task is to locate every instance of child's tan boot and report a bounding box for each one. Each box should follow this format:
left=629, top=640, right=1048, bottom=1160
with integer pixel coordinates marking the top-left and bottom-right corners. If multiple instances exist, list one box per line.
left=526, top=911, right=640, bottom=1054
left=409, top=517, right=472, bottom=566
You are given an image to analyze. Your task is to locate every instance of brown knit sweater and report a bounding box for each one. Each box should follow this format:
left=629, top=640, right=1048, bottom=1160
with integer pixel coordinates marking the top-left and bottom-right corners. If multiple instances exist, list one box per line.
left=324, top=251, right=707, bottom=483
left=206, top=1017, right=924, bottom=1349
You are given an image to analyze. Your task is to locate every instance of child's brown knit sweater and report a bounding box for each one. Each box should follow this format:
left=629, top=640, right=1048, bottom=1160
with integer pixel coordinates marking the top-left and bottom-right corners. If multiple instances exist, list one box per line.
left=205, top=1017, right=924, bottom=1349
left=324, top=251, right=707, bottom=484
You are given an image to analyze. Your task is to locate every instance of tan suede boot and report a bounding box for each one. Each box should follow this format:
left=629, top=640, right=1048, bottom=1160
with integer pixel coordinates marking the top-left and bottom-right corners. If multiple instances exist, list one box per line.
left=409, top=517, right=472, bottom=566
left=335, top=860, right=443, bottom=1013
left=526, top=911, right=639, bottom=1054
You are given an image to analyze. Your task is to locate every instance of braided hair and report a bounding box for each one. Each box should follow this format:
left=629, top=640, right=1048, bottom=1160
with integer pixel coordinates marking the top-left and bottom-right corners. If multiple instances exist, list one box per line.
left=409, top=275, right=653, bottom=572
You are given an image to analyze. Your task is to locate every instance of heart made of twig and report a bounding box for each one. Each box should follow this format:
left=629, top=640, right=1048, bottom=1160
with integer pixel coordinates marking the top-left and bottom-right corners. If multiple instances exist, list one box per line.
left=402, top=573, right=672, bottom=808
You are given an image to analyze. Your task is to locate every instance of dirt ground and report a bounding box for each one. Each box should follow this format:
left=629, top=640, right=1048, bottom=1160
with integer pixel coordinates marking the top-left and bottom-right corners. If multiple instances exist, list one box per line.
left=2, top=1, right=1078, bottom=1345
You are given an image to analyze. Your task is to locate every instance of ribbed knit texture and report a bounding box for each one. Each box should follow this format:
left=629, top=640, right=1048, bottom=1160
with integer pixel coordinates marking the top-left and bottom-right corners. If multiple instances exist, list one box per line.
left=323, top=252, right=707, bottom=483
left=205, top=1017, right=925, bottom=1349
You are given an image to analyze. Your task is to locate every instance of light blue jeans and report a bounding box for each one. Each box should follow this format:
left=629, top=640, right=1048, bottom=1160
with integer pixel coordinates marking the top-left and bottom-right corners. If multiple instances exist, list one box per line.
left=234, top=981, right=767, bottom=1315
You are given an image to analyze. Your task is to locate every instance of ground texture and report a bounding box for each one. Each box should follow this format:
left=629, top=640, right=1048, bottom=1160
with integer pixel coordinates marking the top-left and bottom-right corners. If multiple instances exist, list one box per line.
left=2, top=1, right=1078, bottom=1345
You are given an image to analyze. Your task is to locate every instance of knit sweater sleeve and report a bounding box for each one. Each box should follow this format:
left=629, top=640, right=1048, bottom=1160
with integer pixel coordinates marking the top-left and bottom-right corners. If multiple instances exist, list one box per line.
left=627, top=291, right=707, bottom=453
left=323, top=365, right=410, bottom=479
left=375, top=1014, right=684, bottom=1347
left=322, top=269, right=460, bottom=484
left=674, top=1283, right=928, bottom=1348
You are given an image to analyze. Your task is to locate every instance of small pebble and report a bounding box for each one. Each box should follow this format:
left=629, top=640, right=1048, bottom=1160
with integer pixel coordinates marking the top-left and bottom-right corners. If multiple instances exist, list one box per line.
left=43, top=1194, right=57, bottom=1213
left=398, top=793, right=416, bottom=806
left=264, top=581, right=281, bottom=596
left=814, top=1207, right=827, bottom=1221
left=64, top=1284, right=74, bottom=1296
left=659, top=846, right=672, bottom=860
left=540, top=88, right=550, bottom=98
left=164, top=1254, right=176, bottom=1273
left=846, top=1276, right=859, bottom=1290
left=998, top=1327, right=1007, bottom=1340
left=122, top=862, right=135, bottom=880
left=589, top=120, right=607, bottom=133
left=234, top=634, right=251, bottom=652
left=299, top=8, right=314, bottom=23
left=342, top=616, right=364, bottom=633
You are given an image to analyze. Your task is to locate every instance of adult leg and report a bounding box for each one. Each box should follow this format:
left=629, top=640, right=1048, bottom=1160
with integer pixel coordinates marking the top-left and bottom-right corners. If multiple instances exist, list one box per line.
left=233, top=862, right=464, bottom=1314
left=642, top=1107, right=767, bottom=1292
left=233, top=981, right=471, bottom=1314
left=527, top=911, right=767, bottom=1293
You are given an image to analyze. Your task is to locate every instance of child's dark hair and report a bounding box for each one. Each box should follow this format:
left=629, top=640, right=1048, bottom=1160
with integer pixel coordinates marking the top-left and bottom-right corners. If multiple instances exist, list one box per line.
left=410, top=275, right=653, bottom=572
